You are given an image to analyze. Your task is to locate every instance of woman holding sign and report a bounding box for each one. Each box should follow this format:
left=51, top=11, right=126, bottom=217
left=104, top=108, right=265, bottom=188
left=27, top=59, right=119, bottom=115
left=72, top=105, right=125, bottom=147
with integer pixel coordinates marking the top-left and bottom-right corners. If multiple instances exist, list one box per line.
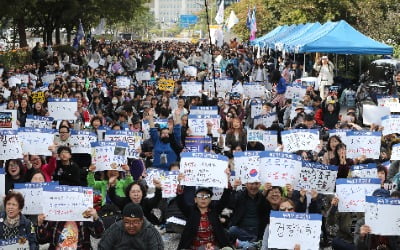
left=0, top=191, right=37, bottom=249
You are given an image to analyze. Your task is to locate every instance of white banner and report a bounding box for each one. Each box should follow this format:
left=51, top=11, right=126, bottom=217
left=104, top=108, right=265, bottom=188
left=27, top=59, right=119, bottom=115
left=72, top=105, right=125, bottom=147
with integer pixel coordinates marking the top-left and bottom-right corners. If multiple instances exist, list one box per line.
left=18, top=128, right=55, bottom=156
left=365, top=196, right=400, bottom=236
left=233, top=151, right=261, bottom=183
left=281, top=129, right=320, bottom=152
left=345, top=131, right=381, bottom=159
left=336, top=178, right=381, bottom=212
left=0, top=130, right=23, bottom=161
left=180, top=152, right=228, bottom=188
left=268, top=211, right=322, bottom=250
left=48, top=98, right=78, bottom=120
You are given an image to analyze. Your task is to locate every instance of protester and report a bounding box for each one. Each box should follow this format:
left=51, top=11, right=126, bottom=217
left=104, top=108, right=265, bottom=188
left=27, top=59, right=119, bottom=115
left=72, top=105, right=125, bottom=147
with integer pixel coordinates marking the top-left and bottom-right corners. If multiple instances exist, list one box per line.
left=98, top=203, right=164, bottom=250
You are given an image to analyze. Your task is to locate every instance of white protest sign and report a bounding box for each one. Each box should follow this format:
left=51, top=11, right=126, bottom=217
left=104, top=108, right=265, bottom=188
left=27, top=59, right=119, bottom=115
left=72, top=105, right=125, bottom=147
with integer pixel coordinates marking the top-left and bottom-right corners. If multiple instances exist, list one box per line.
left=233, top=151, right=261, bottom=183
left=180, top=152, right=228, bottom=188
left=116, top=76, right=131, bottom=88
left=365, top=196, right=400, bottom=236
left=42, top=185, right=93, bottom=221
left=285, top=84, right=307, bottom=101
left=88, top=59, right=99, bottom=69
left=243, top=82, right=266, bottom=98
left=211, top=187, right=224, bottom=201
left=281, top=129, right=320, bottom=152
left=296, top=162, right=338, bottom=194
left=253, top=112, right=277, bottom=128
left=328, top=129, right=350, bottom=145
left=246, top=130, right=278, bottom=151
left=18, top=128, right=55, bottom=156
left=250, top=100, right=263, bottom=119
left=381, top=115, right=400, bottom=136
left=0, top=110, right=18, bottom=130
left=70, top=130, right=98, bottom=154
left=0, top=130, right=23, bottom=160
left=377, top=95, right=400, bottom=113
left=145, top=168, right=162, bottom=190
left=41, top=73, right=56, bottom=84
left=184, top=66, right=197, bottom=77
left=259, top=151, right=303, bottom=186
left=188, top=114, right=220, bottom=137
left=268, top=211, right=322, bottom=250
left=289, top=105, right=314, bottom=120
left=0, top=238, right=29, bottom=250
left=142, top=119, right=168, bottom=140
left=135, top=71, right=151, bottom=81
left=362, top=104, right=390, bottom=125
left=91, top=141, right=128, bottom=171
left=189, top=106, right=218, bottom=116
left=350, top=163, right=378, bottom=178
left=48, top=98, right=78, bottom=120
left=231, top=82, right=244, bottom=94
left=14, top=182, right=58, bottom=215
left=160, top=171, right=179, bottom=198
left=391, top=144, right=400, bottom=160
left=99, top=58, right=106, bottom=66
left=345, top=131, right=381, bottom=159
left=182, top=82, right=202, bottom=96
left=105, top=130, right=142, bottom=158
left=0, top=168, right=4, bottom=197
left=336, top=178, right=381, bottom=212
left=25, top=115, right=54, bottom=129
left=16, top=74, right=29, bottom=84
left=8, top=76, right=21, bottom=87
left=0, top=87, right=11, bottom=99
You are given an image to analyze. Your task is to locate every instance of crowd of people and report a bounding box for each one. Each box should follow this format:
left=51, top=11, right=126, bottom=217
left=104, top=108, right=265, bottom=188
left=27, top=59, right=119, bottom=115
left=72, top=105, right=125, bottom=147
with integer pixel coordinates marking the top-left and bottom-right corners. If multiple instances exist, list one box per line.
left=0, top=38, right=400, bottom=250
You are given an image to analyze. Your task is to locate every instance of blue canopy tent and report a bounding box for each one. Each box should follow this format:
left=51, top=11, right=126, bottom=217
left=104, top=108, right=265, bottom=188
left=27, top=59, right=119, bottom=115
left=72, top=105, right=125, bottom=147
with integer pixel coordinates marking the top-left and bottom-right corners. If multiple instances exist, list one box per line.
left=274, top=22, right=321, bottom=52
left=295, top=20, right=393, bottom=55
left=250, top=25, right=286, bottom=46
left=259, top=24, right=303, bottom=48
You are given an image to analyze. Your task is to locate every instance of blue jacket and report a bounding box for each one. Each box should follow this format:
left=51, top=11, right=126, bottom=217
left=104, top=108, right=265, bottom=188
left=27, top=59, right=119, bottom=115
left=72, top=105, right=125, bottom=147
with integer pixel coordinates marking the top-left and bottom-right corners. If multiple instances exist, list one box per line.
left=0, top=212, right=38, bottom=250
left=150, top=125, right=182, bottom=170
left=276, top=77, right=287, bottom=94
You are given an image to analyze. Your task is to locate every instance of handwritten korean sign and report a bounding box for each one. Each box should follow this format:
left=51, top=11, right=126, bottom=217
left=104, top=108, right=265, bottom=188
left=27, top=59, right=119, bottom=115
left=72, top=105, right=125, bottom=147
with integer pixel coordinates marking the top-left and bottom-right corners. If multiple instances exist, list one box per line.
left=0, top=130, right=23, bottom=160
left=32, top=91, right=45, bottom=103
left=104, top=130, right=142, bottom=158
left=268, top=211, right=322, bottom=250
left=243, top=82, right=266, bottom=99
left=377, top=95, right=400, bottom=113
left=281, top=129, right=320, bottom=152
left=184, top=136, right=212, bottom=153
left=25, top=115, right=54, bottom=129
left=14, top=182, right=59, bottom=215
left=42, top=185, right=93, bottom=221
left=157, top=79, right=175, bottom=92
left=345, top=131, right=381, bottom=159
left=160, top=171, right=179, bottom=198
left=381, top=115, right=400, bottom=136
left=233, top=151, right=261, bottom=183
left=48, top=98, right=78, bottom=120
left=188, top=114, right=220, bottom=137
left=350, top=163, right=378, bottom=178
left=335, top=178, right=381, bottom=212
left=259, top=151, right=303, bottom=186
left=180, top=152, right=228, bottom=188
left=18, top=128, right=55, bottom=156
left=365, top=196, right=400, bottom=236
left=91, top=141, right=128, bottom=171
left=247, top=130, right=278, bottom=151
left=253, top=113, right=277, bottom=128
left=70, top=130, right=98, bottom=154
left=182, top=82, right=202, bottom=97
left=296, top=162, right=338, bottom=193
left=116, top=76, right=131, bottom=88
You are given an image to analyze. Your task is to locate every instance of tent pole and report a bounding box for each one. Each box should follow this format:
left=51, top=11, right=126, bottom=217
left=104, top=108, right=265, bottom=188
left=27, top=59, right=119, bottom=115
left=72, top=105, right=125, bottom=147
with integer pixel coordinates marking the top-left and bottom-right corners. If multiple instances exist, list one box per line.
left=303, top=53, right=306, bottom=76
left=359, top=55, right=361, bottom=80
left=335, top=54, right=338, bottom=76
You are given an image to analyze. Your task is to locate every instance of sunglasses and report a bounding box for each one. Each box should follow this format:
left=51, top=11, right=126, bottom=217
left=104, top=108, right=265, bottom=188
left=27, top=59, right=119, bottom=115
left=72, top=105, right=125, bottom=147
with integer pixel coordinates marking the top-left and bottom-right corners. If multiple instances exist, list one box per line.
left=196, top=193, right=211, bottom=199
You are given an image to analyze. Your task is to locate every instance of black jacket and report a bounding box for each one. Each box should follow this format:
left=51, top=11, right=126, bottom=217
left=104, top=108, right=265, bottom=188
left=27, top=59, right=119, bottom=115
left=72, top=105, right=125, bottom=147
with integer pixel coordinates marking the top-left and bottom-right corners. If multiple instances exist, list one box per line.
left=52, top=160, right=82, bottom=186
left=177, top=187, right=232, bottom=249
left=228, top=190, right=271, bottom=240
left=108, top=186, right=162, bottom=225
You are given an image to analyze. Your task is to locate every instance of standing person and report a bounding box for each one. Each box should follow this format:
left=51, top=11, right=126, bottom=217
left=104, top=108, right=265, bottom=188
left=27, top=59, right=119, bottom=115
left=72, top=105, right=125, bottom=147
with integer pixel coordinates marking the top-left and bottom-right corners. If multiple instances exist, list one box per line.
left=176, top=170, right=233, bottom=250
left=98, top=203, right=164, bottom=250
left=0, top=192, right=37, bottom=249
left=32, top=42, right=43, bottom=67
left=270, top=69, right=287, bottom=108
left=314, top=55, right=334, bottom=99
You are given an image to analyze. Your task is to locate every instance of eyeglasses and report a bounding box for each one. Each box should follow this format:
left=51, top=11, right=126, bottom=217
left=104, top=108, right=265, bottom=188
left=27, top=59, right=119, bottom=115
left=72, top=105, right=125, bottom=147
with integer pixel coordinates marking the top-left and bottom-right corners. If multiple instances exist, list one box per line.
left=124, top=219, right=142, bottom=226
left=196, top=193, right=211, bottom=199
left=279, top=207, right=294, bottom=211
left=59, top=131, right=69, bottom=134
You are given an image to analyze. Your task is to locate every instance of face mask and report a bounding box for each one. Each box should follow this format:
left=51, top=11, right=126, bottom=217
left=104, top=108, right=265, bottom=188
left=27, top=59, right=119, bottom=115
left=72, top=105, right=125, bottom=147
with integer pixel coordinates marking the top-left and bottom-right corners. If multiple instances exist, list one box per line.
left=112, top=99, right=118, bottom=105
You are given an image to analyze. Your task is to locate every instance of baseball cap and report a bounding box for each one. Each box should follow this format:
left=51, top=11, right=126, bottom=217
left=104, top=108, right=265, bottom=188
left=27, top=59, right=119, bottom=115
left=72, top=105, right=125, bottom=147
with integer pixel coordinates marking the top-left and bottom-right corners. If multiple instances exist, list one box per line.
left=195, top=187, right=213, bottom=197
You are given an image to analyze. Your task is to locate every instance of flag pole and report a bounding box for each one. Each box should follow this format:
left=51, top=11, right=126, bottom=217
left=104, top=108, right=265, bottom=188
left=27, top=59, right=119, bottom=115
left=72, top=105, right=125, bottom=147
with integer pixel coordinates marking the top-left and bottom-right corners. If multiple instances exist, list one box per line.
left=205, top=0, right=217, bottom=97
